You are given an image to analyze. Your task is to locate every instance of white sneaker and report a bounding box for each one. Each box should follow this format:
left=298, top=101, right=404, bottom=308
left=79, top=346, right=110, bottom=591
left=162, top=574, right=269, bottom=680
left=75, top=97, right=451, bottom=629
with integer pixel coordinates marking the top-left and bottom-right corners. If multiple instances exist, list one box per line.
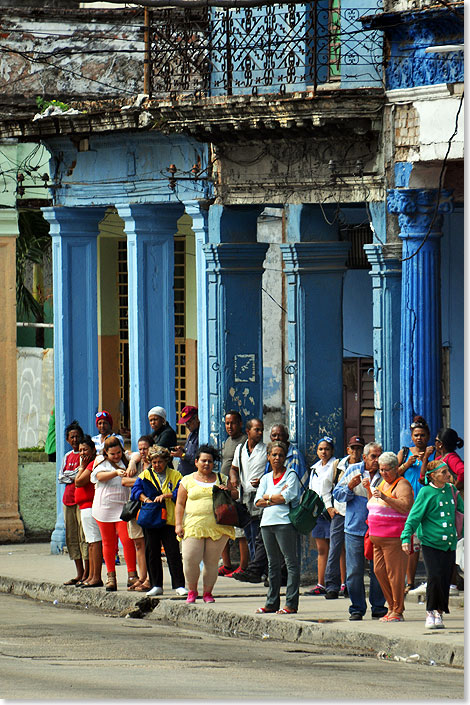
left=433, top=611, right=445, bottom=629
left=146, top=586, right=163, bottom=596
left=449, top=585, right=459, bottom=596
left=425, top=611, right=436, bottom=629
left=175, top=587, right=188, bottom=596
left=408, top=582, right=427, bottom=595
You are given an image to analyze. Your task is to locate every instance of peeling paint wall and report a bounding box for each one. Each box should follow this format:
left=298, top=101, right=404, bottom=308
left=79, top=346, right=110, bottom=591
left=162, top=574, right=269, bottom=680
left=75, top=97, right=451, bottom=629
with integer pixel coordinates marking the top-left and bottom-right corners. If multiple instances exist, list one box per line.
left=259, top=208, right=284, bottom=438
left=0, top=9, right=144, bottom=100
left=17, top=347, right=54, bottom=449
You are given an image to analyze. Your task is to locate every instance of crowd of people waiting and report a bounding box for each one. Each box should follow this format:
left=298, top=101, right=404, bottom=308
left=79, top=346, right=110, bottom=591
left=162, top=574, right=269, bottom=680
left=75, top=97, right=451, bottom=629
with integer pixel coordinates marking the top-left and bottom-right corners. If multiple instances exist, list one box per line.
left=57, top=406, right=464, bottom=629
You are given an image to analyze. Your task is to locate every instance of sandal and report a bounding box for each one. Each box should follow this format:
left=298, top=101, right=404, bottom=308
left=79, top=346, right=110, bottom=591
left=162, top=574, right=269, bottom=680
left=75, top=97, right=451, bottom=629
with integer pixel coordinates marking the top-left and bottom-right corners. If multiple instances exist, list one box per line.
left=404, top=583, right=415, bottom=595
left=63, top=577, right=81, bottom=585
left=128, top=580, right=142, bottom=591
left=276, top=607, right=298, bottom=614
left=255, top=607, right=276, bottom=614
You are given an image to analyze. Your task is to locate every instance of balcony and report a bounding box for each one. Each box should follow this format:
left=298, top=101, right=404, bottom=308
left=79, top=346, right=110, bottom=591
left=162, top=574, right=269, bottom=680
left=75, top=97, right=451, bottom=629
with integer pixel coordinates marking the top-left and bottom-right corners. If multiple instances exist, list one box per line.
left=148, top=0, right=384, bottom=99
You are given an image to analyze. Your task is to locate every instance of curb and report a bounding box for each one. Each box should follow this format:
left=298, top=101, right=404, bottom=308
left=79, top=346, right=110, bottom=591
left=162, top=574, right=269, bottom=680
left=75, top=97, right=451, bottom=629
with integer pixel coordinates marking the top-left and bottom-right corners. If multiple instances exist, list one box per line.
left=0, top=576, right=463, bottom=669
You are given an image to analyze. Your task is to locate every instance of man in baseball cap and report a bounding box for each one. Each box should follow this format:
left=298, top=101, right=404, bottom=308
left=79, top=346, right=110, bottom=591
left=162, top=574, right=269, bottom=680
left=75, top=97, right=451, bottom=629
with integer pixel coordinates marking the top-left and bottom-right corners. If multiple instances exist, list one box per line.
left=316, top=434, right=365, bottom=600
left=171, top=406, right=200, bottom=476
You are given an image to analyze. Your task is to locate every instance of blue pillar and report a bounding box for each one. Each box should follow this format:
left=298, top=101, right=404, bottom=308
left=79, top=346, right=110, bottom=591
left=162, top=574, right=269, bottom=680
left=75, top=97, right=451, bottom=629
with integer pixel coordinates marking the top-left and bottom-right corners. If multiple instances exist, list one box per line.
left=117, top=204, right=184, bottom=447
left=185, top=201, right=210, bottom=442
left=42, top=206, right=105, bottom=553
left=203, top=205, right=267, bottom=447
left=364, top=243, right=402, bottom=451
left=387, top=188, right=453, bottom=446
left=280, top=241, right=350, bottom=460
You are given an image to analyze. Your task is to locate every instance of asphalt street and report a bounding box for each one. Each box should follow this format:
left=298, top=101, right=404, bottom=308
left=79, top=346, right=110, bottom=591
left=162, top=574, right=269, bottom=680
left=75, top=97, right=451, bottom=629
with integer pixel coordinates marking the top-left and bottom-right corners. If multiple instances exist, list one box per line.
left=0, top=593, right=463, bottom=701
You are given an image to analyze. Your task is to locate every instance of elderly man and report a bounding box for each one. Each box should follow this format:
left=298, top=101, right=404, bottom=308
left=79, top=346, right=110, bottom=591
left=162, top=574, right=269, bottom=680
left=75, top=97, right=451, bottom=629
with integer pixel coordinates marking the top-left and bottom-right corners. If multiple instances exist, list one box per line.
left=147, top=406, right=177, bottom=450
left=319, top=435, right=365, bottom=600
left=233, top=422, right=306, bottom=584
left=333, top=442, right=387, bottom=621
left=171, top=405, right=200, bottom=476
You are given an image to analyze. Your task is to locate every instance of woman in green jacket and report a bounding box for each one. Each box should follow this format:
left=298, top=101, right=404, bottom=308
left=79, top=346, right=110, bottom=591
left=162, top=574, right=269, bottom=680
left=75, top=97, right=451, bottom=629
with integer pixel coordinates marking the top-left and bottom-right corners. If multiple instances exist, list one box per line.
left=401, top=460, right=464, bottom=630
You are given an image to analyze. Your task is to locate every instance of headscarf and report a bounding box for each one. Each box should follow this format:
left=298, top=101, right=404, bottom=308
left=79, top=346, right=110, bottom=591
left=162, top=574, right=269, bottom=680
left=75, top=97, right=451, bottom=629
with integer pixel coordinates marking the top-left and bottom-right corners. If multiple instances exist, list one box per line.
left=147, top=406, right=167, bottom=422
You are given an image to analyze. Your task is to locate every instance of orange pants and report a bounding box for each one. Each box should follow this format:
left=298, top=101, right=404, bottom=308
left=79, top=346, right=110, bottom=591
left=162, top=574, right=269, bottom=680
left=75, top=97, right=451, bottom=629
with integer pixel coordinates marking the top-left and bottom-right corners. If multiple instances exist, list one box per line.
left=370, top=535, right=407, bottom=616
left=96, top=520, right=136, bottom=573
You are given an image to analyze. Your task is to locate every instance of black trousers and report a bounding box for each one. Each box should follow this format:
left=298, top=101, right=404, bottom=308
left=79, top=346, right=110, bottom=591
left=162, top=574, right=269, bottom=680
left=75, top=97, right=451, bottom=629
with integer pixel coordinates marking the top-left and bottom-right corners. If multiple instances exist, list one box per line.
left=421, top=544, right=455, bottom=614
left=143, top=524, right=185, bottom=589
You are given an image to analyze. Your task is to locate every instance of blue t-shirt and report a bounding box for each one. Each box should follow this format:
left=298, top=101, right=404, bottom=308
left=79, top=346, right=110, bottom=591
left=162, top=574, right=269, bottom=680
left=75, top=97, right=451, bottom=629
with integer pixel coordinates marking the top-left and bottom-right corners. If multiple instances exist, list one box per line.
left=403, top=448, right=434, bottom=500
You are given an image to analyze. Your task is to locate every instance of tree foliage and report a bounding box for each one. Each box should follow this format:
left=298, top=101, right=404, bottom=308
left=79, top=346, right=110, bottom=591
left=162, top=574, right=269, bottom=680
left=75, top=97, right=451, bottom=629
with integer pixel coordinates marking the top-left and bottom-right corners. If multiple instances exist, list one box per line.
left=16, top=210, right=51, bottom=321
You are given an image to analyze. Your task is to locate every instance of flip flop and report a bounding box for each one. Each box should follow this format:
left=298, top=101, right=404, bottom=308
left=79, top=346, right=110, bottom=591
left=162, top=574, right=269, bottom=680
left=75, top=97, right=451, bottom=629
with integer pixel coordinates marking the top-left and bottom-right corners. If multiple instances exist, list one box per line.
left=276, top=607, right=298, bottom=614
left=63, top=578, right=80, bottom=585
left=255, top=607, right=276, bottom=614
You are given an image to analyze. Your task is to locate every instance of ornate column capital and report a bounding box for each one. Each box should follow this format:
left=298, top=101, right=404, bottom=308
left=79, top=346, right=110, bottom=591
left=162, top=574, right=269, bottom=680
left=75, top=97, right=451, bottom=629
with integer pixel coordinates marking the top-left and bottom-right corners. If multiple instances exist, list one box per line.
left=387, top=188, right=453, bottom=238
left=280, top=241, right=350, bottom=273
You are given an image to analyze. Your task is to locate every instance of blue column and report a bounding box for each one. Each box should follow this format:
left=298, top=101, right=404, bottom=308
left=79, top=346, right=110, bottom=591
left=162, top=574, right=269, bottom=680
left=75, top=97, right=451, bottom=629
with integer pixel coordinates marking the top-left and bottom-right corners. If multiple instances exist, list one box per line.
left=203, top=205, right=267, bottom=447
left=42, top=206, right=105, bottom=553
left=280, top=241, right=350, bottom=459
left=364, top=243, right=402, bottom=451
left=117, top=204, right=184, bottom=447
left=387, top=188, right=453, bottom=445
left=184, top=201, right=210, bottom=442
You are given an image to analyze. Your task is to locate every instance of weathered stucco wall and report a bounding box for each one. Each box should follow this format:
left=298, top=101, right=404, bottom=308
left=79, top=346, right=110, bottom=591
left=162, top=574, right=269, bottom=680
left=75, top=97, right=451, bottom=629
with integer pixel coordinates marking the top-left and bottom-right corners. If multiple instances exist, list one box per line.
left=17, top=347, right=54, bottom=449
left=18, top=462, right=56, bottom=539
left=259, top=208, right=284, bottom=438
left=0, top=8, right=144, bottom=101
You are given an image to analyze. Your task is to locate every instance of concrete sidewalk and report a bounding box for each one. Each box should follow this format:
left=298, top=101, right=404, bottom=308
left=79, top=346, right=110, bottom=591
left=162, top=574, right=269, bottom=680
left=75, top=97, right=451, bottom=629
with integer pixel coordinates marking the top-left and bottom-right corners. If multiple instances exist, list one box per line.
left=0, top=542, right=464, bottom=668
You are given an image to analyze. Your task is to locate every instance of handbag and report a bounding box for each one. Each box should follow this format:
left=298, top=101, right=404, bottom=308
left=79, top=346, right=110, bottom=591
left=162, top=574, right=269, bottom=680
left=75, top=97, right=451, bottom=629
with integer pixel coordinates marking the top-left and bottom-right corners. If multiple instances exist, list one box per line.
left=136, top=501, right=167, bottom=529
left=120, top=499, right=140, bottom=522
left=136, top=466, right=167, bottom=529
left=288, top=475, right=325, bottom=535
left=213, top=474, right=251, bottom=528
left=451, top=486, right=464, bottom=539
left=364, top=528, right=374, bottom=560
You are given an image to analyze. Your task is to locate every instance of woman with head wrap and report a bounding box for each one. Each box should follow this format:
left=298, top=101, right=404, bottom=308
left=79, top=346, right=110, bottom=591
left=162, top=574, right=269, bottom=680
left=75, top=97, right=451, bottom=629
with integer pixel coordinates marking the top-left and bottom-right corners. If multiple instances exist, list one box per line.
left=92, top=411, right=124, bottom=454
left=147, top=406, right=178, bottom=450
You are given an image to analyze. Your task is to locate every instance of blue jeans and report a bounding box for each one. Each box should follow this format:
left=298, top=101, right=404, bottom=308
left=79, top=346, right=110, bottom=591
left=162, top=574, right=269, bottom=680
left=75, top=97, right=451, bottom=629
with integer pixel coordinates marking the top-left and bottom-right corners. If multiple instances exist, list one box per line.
left=261, top=524, right=300, bottom=611
left=244, top=517, right=261, bottom=562
left=324, top=513, right=345, bottom=593
left=345, top=532, right=385, bottom=616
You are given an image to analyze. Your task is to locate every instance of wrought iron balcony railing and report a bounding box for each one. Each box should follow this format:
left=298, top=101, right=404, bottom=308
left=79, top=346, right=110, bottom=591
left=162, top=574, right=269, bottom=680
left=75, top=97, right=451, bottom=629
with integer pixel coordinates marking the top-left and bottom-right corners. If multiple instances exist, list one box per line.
left=148, top=1, right=383, bottom=99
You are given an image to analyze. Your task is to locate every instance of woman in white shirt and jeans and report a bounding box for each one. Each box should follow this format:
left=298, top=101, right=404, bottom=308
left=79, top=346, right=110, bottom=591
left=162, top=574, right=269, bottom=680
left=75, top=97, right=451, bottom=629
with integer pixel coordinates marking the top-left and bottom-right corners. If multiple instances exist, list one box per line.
left=254, top=441, right=301, bottom=614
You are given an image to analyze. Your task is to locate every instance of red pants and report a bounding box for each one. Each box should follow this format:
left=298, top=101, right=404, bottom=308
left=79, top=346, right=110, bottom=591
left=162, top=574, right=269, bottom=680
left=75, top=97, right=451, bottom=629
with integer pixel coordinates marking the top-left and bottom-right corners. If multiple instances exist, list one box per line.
left=96, top=520, right=136, bottom=573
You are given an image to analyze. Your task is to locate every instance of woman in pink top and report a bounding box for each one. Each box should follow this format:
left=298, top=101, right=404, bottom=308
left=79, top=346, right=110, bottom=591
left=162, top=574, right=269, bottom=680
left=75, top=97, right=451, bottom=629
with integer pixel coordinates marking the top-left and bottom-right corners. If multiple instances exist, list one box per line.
left=366, top=452, right=414, bottom=622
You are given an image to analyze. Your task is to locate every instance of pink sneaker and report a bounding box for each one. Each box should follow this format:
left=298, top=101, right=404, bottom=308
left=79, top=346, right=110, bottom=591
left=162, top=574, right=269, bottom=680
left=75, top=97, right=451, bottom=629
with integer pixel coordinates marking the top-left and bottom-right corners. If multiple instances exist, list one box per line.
left=186, top=590, right=198, bottom=604
left=203, top=592, right=215, bottom=603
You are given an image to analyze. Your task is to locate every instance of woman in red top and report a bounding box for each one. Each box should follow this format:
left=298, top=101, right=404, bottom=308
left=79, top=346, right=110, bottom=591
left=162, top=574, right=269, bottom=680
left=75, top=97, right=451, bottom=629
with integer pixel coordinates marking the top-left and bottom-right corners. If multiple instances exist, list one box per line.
left=58, top=420, right=88, bottom=585
left=434, top=428, right=464, bottom=496
left=75, top=435, right=103, bottom=587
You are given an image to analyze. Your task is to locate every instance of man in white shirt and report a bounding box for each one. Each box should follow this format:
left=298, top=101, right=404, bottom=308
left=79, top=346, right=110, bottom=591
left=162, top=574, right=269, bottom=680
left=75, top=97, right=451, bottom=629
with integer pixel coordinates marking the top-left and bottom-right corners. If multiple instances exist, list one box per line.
left=230, top=418, right=267, bottom=563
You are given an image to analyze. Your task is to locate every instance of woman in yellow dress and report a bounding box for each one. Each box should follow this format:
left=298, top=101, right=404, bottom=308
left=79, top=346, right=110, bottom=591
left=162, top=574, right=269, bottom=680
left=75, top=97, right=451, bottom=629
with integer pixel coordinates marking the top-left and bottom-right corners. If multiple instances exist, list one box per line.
left=175, top=445, right=235, bottom=604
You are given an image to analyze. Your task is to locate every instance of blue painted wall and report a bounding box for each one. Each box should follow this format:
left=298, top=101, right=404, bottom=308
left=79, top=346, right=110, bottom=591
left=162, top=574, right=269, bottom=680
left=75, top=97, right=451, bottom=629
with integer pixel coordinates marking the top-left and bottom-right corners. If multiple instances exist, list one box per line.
left=441, top=207, right=464, bottom=442
left=342, top=269, right=373, bottom=358
left=48, top=133, right=211, bottom=208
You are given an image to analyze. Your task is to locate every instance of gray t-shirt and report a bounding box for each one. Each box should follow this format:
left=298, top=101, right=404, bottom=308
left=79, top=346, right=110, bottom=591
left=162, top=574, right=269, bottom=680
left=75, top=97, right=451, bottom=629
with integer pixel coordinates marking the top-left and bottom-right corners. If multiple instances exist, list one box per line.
left=221, top=433, right=247, bottom=476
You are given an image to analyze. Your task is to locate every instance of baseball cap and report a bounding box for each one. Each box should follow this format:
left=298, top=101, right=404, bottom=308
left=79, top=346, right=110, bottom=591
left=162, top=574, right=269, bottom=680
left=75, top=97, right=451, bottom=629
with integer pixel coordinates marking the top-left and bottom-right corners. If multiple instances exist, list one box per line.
left=347, top=435, right=365, bottom=447
left=178, top=405, right=198, bottom=424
